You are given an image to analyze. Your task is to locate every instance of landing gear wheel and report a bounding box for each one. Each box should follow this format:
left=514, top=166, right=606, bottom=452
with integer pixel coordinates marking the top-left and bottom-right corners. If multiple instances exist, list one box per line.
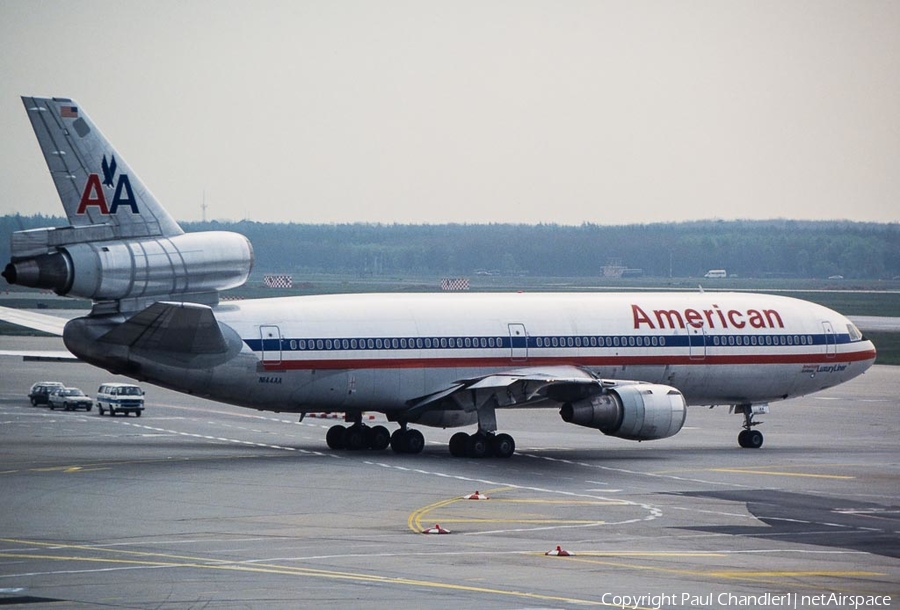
left=449, top=432, right=469, bottom=457
left=369, top=425, right=390, bottom=451
left=738, top=429, right=763, bottom=449
left=344, top=424, right=368, bottom=450
left=391, top=428, right=425, bottom=454
left=467, top=433, right=491, bottom=458
left=390, top=429, right=407, bottom=453
left=404, top=429, right=425, bottom=454
left=326, top=425, right=346, bottom=450
left=491, top=433, right=516, bottom=458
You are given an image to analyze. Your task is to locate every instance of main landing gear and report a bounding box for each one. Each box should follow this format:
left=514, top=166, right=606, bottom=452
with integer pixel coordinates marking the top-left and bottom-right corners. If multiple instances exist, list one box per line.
left=448, top=431, right=515, bottom=458
left=735, top=403, right=766, bottom=449
left=320, top=406, right=518, bottom=458
left=448, top=400, right=515, bottom=458
left=324, top=414, right=424, bottom=454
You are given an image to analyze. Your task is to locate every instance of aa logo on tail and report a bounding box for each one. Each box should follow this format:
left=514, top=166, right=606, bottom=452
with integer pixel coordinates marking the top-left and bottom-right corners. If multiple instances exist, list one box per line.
left=76, top=155, right=138, bottom=215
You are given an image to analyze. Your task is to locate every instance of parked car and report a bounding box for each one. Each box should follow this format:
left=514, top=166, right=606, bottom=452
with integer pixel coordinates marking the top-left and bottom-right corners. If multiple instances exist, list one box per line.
left=48, top=387, right=94, bottom=411
left=28, top=381, right=65, bottom=406
left=96, top=383, right=145, bottom=417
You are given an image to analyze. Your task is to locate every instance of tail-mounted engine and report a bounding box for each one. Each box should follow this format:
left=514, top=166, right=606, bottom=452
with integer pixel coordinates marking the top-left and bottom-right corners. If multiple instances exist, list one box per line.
left=3, top=229, right=253, bottom=304
left=560, top=384, right=687, bottom=441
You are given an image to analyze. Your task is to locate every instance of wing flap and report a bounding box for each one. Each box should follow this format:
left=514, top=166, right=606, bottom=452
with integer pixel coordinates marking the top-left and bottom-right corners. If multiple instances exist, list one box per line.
left=407, top=365, right=611, bottom=412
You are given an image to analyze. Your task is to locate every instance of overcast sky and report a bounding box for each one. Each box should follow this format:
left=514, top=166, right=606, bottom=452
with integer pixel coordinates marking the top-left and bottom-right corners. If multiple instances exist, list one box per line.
left=1, top=1, right=897, bottom=225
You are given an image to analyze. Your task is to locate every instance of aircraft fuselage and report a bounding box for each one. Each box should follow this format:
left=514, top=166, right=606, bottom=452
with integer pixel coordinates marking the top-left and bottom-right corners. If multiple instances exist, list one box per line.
left=65, top=291, right=876, bottom=419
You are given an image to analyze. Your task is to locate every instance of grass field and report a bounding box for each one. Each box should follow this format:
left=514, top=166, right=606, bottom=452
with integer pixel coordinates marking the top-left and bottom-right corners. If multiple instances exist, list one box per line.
left=864, top=332, right=900, bottom=365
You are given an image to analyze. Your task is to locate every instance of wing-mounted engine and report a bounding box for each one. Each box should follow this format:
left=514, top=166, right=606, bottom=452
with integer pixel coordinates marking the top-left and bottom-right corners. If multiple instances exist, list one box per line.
left=3, top=229, right=253, bottom=309
left=560, top=384, right=686, bottom=441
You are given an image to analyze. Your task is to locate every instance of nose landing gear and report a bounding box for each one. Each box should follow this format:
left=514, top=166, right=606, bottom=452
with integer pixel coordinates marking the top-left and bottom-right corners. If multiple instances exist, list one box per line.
left=735, top=403, right=767, bottom=449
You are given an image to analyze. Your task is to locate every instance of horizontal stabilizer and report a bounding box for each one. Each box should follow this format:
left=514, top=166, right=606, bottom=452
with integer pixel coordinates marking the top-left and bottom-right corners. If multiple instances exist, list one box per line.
left=99, top=301, right=228, bottom=354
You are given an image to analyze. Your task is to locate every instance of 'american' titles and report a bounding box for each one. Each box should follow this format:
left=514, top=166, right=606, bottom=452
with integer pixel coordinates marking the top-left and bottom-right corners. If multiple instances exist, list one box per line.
left=632, top=303, right=784, bottom=330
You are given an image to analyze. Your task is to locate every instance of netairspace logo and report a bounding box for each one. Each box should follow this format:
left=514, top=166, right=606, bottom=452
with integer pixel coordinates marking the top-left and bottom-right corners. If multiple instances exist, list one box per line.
left=601, top=591, right=892, bottom=609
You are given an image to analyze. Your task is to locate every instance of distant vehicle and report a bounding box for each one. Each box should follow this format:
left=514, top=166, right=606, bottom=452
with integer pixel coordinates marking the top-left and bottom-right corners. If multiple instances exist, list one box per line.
left=96, top=383, right=145, bottom=417
left=48, top=387, right=94, bottom=411
left=28, top=381, right=65, bottom=406
left=704, top=269, right=727, bottom=278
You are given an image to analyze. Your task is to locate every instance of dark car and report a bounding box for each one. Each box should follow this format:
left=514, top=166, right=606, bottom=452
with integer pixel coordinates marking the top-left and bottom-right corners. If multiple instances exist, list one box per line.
left=48, top=387, right=94, bottom=411
left=28, top=382, right=65, bottom=406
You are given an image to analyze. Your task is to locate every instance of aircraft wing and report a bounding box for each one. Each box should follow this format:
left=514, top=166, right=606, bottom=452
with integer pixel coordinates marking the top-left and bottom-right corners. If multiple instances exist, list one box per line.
left=407, top=365, right=612, bottom=412
left=0, top=306, right=78, bottom=360
left=0, top=350, right=78, bottom=361
left=0, top=305, right=68, bottom=336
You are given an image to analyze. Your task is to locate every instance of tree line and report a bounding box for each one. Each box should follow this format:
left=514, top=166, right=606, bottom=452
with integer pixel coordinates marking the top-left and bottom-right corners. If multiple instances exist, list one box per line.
left=2, top=215, right=898, bottom=279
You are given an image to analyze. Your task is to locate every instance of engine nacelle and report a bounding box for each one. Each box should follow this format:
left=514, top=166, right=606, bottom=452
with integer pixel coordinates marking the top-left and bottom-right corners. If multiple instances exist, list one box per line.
left=560, top=384, right=686, bottom=441
left=3, top=231, right=253, bottom=302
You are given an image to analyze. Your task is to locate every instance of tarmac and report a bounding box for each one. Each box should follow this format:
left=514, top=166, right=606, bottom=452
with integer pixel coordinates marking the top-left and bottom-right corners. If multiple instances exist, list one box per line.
left=0, top=336, right=898, bottom=609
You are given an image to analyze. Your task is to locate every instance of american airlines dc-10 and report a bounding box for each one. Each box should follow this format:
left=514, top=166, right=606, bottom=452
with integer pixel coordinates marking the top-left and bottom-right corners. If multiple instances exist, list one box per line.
left=1, top=97, right=877, bottom=458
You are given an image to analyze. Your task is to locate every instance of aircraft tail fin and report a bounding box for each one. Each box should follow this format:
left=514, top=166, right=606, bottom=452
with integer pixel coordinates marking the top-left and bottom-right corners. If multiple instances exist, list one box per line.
left=4, top=97, right=253, bottom=313
left=21, top=96, right=183, bottom=238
